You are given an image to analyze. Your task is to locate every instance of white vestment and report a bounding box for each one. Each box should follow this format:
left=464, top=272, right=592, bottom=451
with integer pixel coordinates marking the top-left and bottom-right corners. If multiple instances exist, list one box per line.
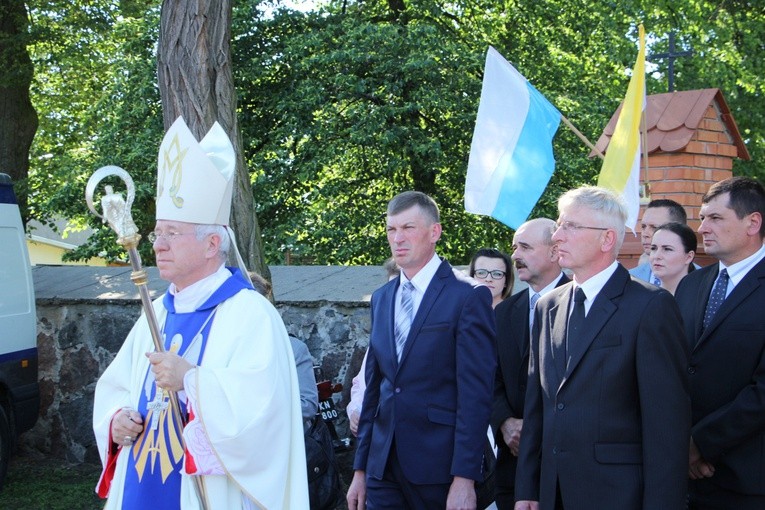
left=93, top=284, right=309, bottom=509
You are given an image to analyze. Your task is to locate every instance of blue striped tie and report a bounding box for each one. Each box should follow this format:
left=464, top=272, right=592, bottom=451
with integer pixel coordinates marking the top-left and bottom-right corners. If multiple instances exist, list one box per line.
left=395, top=282, right=415, bottom=361
left=529, top=292, right=540, bottom=330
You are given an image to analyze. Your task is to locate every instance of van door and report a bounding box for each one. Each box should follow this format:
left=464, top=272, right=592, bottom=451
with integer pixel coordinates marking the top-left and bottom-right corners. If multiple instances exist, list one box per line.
left=0, top=173, right=40, bottom=488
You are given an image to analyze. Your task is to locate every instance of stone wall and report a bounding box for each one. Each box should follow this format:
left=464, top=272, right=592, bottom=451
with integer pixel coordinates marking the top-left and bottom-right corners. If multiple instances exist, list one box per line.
left=25, top=266, right=377, bottom=466
left=33, top=303, right=143, bottom=463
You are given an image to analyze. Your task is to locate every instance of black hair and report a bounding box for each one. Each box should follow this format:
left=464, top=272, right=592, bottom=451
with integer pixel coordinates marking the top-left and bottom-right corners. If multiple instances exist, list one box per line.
left=655, top=222, right=697, bottom=273
left=703, top=176, right=765, bottom=238
left=469, top=248, right=514, bottom=299
left=647, top=199, right=687, bottom=224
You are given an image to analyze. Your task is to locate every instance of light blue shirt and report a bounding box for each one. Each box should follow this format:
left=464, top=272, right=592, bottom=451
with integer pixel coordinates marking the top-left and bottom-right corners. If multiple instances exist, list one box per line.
left=713, top=243, right=765, bottom=299
left=628, top=262, right=658, bottom=285
left=528, top=273, right=564, bottom=330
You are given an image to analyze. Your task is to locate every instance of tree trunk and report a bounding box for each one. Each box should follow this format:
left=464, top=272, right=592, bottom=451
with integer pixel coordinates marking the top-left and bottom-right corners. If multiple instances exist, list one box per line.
left=156, top=0, right=270, bottom=279
left=0, top=0, right=38, bottom=220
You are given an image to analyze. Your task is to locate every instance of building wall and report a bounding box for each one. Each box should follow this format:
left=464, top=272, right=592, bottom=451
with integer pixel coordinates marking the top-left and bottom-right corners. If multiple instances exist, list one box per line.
left=27, top=292, right=369, bottom=465
left=618, top=102, right=735, bottom=269
left=27, top=239, right=109, bottom=266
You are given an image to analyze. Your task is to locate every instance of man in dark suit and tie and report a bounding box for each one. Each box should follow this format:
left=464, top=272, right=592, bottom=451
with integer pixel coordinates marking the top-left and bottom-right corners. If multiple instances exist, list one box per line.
left=492, top=218, right=568, bottom=509
left=515, top=186, right=690, bottom=510
left=674, top=176, right=765, bottom=510
left=346, top=191, right=496, bottom=510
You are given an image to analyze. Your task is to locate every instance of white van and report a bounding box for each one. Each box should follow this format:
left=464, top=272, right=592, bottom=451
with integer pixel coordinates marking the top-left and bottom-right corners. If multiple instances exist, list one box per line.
left=0, top=173, right=39, bottom=488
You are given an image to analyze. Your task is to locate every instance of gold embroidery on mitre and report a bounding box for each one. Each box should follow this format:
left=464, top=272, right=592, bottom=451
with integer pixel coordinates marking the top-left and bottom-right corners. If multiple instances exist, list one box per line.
left=158, top=133, right=188, bottom=209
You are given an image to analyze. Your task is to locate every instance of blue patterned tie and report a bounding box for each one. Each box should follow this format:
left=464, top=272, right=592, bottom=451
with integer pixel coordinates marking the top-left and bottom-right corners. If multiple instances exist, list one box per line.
left=395, top=282, right=415, bottom=361
left=702, top=269, right=729, bottom=331
left=529, top=292, right=540, bottom=330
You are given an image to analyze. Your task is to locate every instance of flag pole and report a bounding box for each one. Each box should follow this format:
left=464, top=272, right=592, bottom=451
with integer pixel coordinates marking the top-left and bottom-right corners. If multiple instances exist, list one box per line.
left=640, top=109, right=651, bottom=202
left=560, top=114, right=605, bottom=160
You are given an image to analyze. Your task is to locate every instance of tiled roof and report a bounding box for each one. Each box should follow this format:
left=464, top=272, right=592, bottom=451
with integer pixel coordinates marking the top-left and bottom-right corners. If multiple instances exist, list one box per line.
left=27, top=218, right=94, bottom=246
left=591, top=88, right=750, bottom=160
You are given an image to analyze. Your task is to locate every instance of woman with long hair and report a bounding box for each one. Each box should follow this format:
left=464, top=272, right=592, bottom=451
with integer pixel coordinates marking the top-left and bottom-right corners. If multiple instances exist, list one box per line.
left=649, top=222, right=697, bottom=295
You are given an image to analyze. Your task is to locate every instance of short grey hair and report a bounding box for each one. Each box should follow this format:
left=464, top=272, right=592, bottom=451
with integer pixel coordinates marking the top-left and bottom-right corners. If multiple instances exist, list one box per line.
left=387, top=191, right=440, bottom=224
left=558, top=186, right=627, bottom=251
left=195, top=224, right=230, bottom=261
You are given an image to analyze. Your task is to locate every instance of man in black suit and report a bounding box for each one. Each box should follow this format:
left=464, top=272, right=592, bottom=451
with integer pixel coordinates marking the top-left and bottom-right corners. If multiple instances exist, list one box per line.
left=492, top=218, right=567, bottom=509
left=515, top=186, right=690, bottom=510
left=674, top=176, right=765, bottom=510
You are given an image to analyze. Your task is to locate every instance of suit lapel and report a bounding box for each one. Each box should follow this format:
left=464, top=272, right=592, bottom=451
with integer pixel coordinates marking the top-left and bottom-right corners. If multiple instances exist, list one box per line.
left=513, top=293, right=531, bottom=360
left=547, top=274, right=572, bottom=378
left=549, top=288, right=570, bottom=384
left=559, top=267, right=626, bottom=389
left=695, top=259, right=765, bottom=350
left=381, top=279, right=401, bottom=371
left=398, top=260, right=449, bottom=369
left=692, top=268, right=718, bottom=345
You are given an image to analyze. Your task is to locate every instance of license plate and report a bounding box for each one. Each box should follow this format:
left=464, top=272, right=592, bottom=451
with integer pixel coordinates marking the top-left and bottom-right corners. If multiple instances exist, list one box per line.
left=319, top=399, right=339, bottom=421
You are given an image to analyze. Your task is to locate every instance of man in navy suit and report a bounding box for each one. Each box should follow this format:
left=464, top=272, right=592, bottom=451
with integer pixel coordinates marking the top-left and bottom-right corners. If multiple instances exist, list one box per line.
left=674, top=176, right=765, bottom=509
left=492, top=218, right=568, bottom=509
left=515, top=186, right=690, bottom=510
left=346, top=191, right=496, bottom=510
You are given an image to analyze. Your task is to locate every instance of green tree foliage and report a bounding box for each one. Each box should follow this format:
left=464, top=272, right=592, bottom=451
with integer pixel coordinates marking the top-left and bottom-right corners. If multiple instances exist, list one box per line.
left=235, top=2, right=512, bottom=264
left=28, top=2, right=162, bottom=263
left=24, top=0, right=765, bottom=265
left=643, top=0, right=765, bottom=175
left=234, top=0, right=631, bottom=264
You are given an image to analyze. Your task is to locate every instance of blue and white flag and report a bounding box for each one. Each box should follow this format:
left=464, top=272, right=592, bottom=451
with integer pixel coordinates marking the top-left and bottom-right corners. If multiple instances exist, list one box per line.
left=465, top=47, right=561, bottom=230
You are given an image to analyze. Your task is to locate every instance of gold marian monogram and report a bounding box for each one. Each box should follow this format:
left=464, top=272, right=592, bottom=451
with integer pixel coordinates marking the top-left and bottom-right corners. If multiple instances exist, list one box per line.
left=158, top=133, right=188, bottom=209
left=131, top=343, right=184, bottom=483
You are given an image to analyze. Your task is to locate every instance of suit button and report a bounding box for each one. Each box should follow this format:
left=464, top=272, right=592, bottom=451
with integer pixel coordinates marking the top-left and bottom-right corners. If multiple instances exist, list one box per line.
left=395, top=387, right=401, bottom=393
left=553, top=447, right=558, bottom=454
left=556, top=403, right=565, bottom=410
left=687, top=366, right=696, bottom=375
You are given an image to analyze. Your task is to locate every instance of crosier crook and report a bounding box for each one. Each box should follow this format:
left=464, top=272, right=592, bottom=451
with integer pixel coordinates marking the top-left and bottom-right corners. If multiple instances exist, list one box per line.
left=86, top=166, right=210, bottom=510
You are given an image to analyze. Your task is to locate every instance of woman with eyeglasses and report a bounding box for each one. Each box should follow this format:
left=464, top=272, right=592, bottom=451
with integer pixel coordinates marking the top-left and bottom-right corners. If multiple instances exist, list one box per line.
left=469, top=248, right=514, bottom=308
left=649, top=222, right=697, bottom=295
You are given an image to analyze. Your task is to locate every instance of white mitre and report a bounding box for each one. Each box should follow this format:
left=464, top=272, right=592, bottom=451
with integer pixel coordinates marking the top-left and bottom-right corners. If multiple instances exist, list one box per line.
left=156, top=116, right=235, bottom=225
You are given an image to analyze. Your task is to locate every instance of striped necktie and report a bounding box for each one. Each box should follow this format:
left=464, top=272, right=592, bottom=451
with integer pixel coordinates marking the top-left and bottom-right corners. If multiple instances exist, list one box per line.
left=529, top=292, right=540, bottom=330
left=395, top=282, right=415, bottom=361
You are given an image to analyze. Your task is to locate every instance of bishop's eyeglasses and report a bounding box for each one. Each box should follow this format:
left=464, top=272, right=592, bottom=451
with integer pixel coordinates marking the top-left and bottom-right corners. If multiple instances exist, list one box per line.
left=147, top=231, right=195, bottom=243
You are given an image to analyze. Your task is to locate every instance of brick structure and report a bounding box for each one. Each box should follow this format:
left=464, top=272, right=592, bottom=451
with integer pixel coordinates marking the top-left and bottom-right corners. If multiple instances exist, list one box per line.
left=592, top=88, right=750, bottom=268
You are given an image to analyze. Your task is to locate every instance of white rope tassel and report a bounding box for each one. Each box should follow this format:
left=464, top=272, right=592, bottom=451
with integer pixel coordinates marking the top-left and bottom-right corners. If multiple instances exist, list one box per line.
left=226, top=225, right=254, bottom=288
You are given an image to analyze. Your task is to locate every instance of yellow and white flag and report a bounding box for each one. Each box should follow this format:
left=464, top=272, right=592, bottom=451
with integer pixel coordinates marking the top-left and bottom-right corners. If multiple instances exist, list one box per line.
left=597, top=24, right=646, bottom=231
